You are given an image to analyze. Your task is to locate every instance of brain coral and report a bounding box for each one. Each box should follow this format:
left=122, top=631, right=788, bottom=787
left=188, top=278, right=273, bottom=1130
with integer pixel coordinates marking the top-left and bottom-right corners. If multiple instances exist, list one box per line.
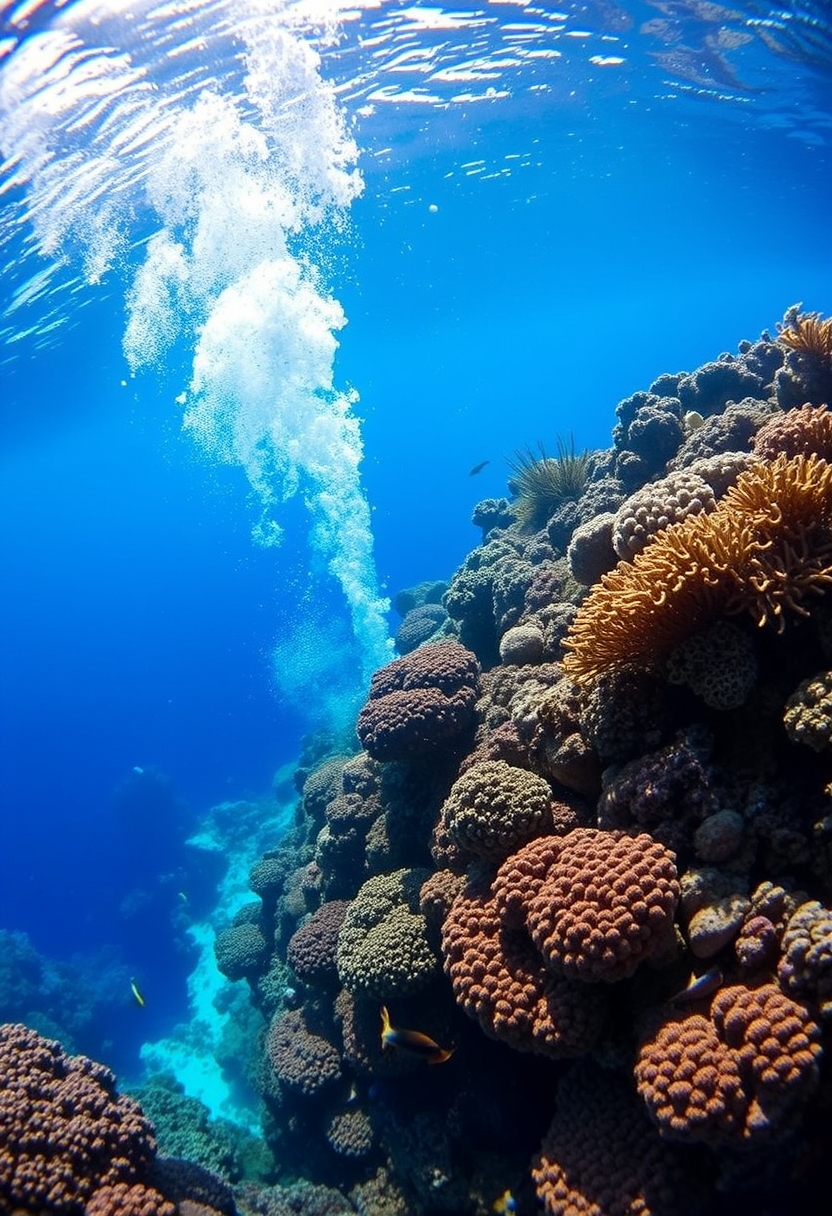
left=635, top=983, right=822, bottom=1143
left=752, top=403, right=832, bottom=462
left=0, top=1023, right=157, bottom=1212
left=287, top=901, right=350, bottom=988
left=611, top=469, right=716, bottom=560
left=356, top=641, right=480, bottom=762
left=532, top=1063, right=686, bottom=1216
left=783, top=670, right=832, bottom=751
left=336, top=868, right=440, bottom=1000
left=266, top=1008, right=342, bottom=1097
left=438, top=759, right=553, bottom=861
left=492, top=829, right=679, bottom=982
left=441, top=875, right=607, bottom=1057
left=562, top=454, right=832, bottom=684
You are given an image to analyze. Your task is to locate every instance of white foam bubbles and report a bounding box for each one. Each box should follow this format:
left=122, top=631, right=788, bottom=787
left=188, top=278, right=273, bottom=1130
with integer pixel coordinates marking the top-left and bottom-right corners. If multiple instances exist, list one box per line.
left=2, top=1, right=393, bottom=707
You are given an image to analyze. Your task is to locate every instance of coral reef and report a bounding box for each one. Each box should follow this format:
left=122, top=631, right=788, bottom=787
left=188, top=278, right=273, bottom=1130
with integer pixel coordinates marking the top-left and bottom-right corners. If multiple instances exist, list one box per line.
left=148, top=310, right=832, bottom=1215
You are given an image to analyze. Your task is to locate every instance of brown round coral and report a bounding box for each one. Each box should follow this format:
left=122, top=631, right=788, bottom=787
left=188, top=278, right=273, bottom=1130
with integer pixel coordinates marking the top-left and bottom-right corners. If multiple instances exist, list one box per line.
left=635, top=982, right=822, bottom=1143
left=777, top=899, right=832, bottom=1015
left=287, top=901, right=350, bottom=988
left=752, top=403, right=832, bottom=461
left=438, top=759, right=553, bottom=862
left=532, top=1063, right=687, bottom=1216
left=325, top=1107, right=375, bottom=1159
left=492, top=830, right=680, bottom=983
left=441, top=875, right=607, bottom=1057
left=356, top=641, right=479, bottom=762
left=266, top=1008, right=342, bottom=1097
left=85, top=1182, right=176, bottom=1215
left=0, top=1023, right=157, bottom=1212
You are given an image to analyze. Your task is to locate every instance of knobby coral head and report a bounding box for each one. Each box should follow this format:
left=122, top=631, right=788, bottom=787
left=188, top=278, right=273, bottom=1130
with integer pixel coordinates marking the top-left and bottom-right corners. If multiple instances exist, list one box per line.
left=561, top=453, right=832, bottom=684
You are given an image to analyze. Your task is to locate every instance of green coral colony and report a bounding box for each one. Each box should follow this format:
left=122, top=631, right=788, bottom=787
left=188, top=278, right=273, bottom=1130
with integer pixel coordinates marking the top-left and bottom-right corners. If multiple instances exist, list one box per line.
left=3, top=307, right=832, bottom=1216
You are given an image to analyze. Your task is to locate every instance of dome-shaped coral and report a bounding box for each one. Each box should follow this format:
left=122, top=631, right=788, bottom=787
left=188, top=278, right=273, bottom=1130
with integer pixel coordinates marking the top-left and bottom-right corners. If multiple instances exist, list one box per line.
left=357, top=641, right=480, bottom=762
left=612, top=469, right=716, bottom=560
left=635, top=983, right=822, bottom=1143
left=266, top=1009, right=342, bottom=1097
left=492, top=829, right=679, bottom=982
left=336, top=869, right=439, bottom=1000
left=532, top=1063, right=687, bottom=1216
left=287, top=901, right=350, bottom=988
left=0, top=1024, right=157, bottom=1212
left=439, top=759, right=553, bottom=862
left=441, top=874, right=607, bottom=1057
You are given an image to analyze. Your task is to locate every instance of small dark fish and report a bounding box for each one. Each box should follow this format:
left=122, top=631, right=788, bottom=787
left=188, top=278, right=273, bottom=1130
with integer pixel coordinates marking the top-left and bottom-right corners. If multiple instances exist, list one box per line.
left=669, top=966, right=723, bottom=1006
left=130, top=978, right=146, bottom=1008
left=469, top=459, right=490, bottom=476
left=380, top=1005, right=454, bottom=1064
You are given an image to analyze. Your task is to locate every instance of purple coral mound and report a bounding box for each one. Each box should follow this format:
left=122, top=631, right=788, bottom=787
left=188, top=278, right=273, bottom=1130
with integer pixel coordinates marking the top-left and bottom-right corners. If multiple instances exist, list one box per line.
left=266, top=1009, right=342, bottom=1097
left=287, top=901, right=350, bottom=988
left=0, top=1022, right=157, bottom=1212
left=356, top=640, right=480, bottom=762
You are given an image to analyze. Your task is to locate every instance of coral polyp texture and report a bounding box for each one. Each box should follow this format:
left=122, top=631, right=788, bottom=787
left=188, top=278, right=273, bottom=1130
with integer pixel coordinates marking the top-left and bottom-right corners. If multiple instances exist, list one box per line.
left=562, top=453, right=832, bottom=684
left=635, top=983, right=822, bottom=1144
left=178, top=312, right=832, bottom=1215
left=532, top=1064, right=687, bottom=1216
left=356, top=640, right=480, bottom=761
left=438, top=759, right=553, bottom=861
left=492, top=829, right=679, bottom=982
left=0, top=1023, right=158, bottom=1212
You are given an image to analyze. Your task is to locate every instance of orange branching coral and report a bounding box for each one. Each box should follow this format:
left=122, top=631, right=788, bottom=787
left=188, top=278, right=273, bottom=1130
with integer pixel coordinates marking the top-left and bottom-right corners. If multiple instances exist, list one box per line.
left=561, top=454, right=832, bottom=684
left=777, top=309, right=832, bottom=359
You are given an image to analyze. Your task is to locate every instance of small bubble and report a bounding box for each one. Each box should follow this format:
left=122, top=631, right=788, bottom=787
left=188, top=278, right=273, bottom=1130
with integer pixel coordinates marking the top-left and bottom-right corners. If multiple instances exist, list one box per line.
left=428, top=203, right=439, bottom=213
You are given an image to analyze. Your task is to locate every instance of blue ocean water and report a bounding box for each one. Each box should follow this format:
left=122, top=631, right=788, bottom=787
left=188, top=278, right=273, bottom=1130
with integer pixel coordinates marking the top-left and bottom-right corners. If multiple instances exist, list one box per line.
left=0, top=0, right=830, bottom=1114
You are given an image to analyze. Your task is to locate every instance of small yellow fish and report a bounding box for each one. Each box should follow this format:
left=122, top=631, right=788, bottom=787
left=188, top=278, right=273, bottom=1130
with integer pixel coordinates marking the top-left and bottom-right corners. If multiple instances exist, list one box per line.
left=493, top=1190, right=517, bottom=1214
left=380, top=1005, right=454, bottom=1064
left=669, top=966, right=723, bottom=1006
left=130, top=978, right=146, bottom=1008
